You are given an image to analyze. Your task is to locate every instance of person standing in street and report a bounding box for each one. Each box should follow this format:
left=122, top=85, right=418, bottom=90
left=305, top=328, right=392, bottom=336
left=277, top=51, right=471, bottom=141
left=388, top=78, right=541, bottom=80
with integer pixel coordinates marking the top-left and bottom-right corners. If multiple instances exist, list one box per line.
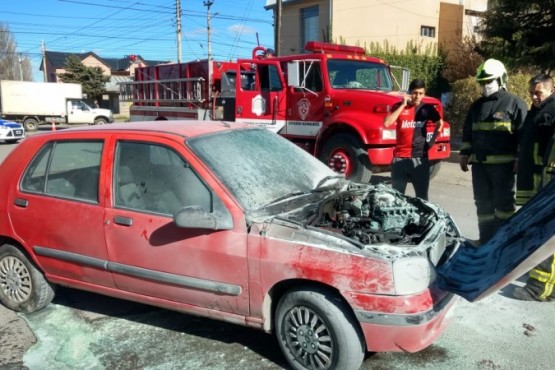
left=459, top=59, right=527, bottom=245
left=384, top=79, right=443, bottom=200
left=513, top=74, right=555, bottom=301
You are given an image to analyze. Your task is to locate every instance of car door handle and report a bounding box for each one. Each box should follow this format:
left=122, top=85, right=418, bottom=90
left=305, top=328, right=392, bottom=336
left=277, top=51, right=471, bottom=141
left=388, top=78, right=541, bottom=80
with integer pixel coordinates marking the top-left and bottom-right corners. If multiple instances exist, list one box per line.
left=14, top=198, right=29, bottom=208
left=113, top=216, right=133, bottom=226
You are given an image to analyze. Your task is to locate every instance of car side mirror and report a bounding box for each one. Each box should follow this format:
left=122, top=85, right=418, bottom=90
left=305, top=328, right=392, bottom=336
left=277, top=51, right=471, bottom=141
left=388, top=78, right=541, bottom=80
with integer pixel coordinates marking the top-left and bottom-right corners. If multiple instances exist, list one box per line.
left=173, top=206, right=233, bottom=230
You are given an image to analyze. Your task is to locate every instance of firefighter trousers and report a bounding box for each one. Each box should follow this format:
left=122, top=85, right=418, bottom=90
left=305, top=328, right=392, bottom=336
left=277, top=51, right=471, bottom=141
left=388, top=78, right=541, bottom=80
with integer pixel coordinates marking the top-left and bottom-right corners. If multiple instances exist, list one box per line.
left=524, top=254, right=555, bottom=301
left=471, top=162, right=515, bottom=244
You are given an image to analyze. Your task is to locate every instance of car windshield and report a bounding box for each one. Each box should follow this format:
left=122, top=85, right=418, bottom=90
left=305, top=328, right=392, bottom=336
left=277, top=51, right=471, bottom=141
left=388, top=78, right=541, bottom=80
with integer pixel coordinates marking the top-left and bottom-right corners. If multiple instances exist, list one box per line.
left=188, top=128, right=337, bottom=211
left=328, top=59, right=393, bottom=91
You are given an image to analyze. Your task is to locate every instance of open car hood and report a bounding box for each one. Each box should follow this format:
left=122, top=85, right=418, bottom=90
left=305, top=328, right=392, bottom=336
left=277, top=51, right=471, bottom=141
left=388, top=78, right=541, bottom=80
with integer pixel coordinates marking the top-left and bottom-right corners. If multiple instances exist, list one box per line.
left=437, top=179, right=555, bottom=302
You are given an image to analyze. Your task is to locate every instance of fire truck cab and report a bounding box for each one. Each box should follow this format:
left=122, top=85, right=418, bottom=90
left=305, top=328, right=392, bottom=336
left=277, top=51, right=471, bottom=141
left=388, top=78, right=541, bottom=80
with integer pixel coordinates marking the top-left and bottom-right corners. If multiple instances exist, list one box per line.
left=121, top=42, right=451, bottom=182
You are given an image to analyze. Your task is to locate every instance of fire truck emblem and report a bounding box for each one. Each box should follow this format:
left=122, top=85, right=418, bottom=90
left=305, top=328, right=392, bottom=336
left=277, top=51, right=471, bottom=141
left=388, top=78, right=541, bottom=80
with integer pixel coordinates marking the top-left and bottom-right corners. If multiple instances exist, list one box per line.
left=252, top=95, right=266, bottom=116
left=297, top=98, right=311, bottom=120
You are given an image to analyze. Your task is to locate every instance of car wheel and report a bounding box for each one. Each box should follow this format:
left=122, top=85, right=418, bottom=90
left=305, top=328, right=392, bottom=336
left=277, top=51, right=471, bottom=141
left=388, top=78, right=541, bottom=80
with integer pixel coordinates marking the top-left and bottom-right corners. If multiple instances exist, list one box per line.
left=320, top=134, right=372, bottom=183
left=429, top=160, right=441, bottom=180
left=0, top=244, right=54, bottom=313
left=94, top=117, right=108, bottom=125
left=275, top=286, right=365, bottom=370
left=23, top=117, right=39, bottom=132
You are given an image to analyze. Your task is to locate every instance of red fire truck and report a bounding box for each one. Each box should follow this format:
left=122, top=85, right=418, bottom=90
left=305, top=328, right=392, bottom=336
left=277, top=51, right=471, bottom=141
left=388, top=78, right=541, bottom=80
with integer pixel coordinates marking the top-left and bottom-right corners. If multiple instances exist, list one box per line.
left=120, top=42, right=450, bottom=182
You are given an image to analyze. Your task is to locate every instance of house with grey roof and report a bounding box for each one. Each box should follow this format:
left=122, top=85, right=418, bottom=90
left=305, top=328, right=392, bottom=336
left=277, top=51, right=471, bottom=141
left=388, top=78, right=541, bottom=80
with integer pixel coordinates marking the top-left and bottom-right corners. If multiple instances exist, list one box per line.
left=40, top=51, right=170, bottom=115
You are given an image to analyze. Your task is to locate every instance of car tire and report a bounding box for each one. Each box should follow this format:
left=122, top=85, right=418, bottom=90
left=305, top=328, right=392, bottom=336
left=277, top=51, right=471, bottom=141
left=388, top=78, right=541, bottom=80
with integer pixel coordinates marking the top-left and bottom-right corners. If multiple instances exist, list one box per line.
left=0, top=244, right=55, bottom=313
left=429, top=160, right=441, bottom=180
left=275, top=286, right=365, bottom=370
left=94, top=117, right=108, bottom=125
left=23, top=117, right=39, bottom=132
left=320, top=134, right=372, bottom=183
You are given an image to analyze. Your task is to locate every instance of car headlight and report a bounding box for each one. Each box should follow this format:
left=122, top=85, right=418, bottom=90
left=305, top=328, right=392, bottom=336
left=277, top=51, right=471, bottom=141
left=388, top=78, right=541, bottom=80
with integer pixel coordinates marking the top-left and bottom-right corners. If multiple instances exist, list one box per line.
left=0, top=126, right=9, bottom=131
left=392, top=257, right=436, bottom=295
left=382, top=129, right=396, bottom=140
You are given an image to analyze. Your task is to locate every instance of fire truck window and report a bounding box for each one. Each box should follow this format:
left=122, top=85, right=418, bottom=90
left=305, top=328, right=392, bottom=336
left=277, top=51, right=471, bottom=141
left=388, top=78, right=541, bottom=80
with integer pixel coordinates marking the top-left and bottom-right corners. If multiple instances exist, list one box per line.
left=260, top=65, right=283, bottom=92
left=294, top=63, right=322, bottom=92
left=240, top=71, right=256, bottom=90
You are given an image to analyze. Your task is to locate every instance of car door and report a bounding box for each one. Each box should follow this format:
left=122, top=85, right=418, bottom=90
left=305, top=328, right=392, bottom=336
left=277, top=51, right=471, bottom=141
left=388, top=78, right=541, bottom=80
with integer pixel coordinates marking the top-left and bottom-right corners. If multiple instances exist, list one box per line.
left=67, top=100, right=91, bottom=124
left=8, top=138, right=114, bottom=287
left=234, top=61, right=287, bottom=134
left=103, top=136, right=250, bottom=316
left=284, top=60, right=325, bottom=140
left=437, top=179, right=555, bottom=302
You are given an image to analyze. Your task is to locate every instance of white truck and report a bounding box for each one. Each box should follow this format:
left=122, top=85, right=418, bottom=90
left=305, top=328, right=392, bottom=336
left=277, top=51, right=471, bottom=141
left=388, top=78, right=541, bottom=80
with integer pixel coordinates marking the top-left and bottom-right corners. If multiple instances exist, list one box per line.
left=0, top=80, right=113, bottom=131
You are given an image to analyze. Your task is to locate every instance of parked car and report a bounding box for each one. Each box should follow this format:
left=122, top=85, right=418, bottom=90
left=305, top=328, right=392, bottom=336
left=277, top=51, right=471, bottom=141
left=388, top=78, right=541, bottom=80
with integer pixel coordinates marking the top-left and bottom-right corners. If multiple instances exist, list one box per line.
left=0, top=121, right=553, bottom=370
left=0, top=118, right=24, bottom=143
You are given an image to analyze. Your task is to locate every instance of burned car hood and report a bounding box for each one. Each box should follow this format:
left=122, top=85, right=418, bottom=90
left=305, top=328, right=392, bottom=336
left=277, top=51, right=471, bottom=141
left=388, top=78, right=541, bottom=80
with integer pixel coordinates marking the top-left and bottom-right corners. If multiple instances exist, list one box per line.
left=247, top=182, right=462, bottom=262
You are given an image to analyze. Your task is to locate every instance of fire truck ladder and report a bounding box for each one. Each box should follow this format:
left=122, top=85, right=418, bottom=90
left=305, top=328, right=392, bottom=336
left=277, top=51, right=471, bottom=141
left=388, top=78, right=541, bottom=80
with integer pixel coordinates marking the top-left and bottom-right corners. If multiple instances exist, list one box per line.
left=118, top=77, right=206, bottom=106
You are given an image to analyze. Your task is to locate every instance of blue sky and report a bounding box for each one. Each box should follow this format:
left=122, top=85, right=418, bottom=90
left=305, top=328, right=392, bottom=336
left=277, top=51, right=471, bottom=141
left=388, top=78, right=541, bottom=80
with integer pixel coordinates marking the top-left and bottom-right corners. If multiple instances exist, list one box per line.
left=1, top=0, right=275, bottom=81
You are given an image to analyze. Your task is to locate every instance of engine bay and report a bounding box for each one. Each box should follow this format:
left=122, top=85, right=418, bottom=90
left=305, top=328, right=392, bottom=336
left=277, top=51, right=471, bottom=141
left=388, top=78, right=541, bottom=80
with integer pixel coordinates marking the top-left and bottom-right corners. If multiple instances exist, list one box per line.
left=312, top=184, right=442, bottom=245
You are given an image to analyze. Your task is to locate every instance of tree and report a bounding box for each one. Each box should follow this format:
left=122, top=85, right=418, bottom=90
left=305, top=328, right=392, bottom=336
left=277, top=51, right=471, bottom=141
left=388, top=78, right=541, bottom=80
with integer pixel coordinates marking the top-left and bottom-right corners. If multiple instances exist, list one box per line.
left=0, top=23, right=33, bottom=81
left=58, top=55, right=110, bottom=102
left=479, top=0, right=555, bottom=73
left=440, top=36, right=483, bottom=83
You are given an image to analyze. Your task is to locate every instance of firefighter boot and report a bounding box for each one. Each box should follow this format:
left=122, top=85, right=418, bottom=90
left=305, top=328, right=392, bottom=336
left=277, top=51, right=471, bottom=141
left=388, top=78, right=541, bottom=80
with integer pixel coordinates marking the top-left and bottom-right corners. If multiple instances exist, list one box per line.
left=512, top=286, right=543, bottom=302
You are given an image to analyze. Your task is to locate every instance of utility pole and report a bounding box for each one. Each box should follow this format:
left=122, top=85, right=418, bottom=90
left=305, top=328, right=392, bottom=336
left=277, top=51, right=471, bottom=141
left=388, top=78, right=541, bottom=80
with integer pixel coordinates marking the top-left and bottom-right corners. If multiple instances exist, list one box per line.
left=18, top=54, right=23, bottom=81
left=176, top=0, right=182, bottom=63
left=41, top=40, right=47, bottom=82
left=204, top=0, right=214, bottom=62
left=275, top=0, right=282, bottom=56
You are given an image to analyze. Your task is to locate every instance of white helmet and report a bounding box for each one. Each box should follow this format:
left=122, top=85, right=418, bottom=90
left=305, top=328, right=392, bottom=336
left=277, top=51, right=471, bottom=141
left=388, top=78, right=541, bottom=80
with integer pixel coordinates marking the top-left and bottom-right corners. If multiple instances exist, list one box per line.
left=476, top=59, right=508, bottom=89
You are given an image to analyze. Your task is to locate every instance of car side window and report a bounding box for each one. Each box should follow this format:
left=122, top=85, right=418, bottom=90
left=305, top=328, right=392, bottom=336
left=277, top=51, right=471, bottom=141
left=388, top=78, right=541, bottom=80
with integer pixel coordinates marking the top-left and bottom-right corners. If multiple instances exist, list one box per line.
left=21, top=141, right=103, bottom=202
left=114, top=141, right=212, bottom=215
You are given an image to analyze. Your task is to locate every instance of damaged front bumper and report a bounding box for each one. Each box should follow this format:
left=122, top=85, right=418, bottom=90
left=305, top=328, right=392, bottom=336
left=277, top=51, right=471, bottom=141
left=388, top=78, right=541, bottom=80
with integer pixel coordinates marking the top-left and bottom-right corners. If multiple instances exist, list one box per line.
left=351, top=288, right=458, bottom=352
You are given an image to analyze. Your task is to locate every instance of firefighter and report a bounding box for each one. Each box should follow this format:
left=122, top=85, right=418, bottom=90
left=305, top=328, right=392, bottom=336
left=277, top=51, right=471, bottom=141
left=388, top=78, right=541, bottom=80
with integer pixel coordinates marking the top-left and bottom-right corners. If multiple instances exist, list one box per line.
left=459, top=59, right=527, bottom=245
left=516, top=74, right=555, bottom=205
left=512, top=74, right=555, bottom=301
left=263, top=48, right=275, bottom=58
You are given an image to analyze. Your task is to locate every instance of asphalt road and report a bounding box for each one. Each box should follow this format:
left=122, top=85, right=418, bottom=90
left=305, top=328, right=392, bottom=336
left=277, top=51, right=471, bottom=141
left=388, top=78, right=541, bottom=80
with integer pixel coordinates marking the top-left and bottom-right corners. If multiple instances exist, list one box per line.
left=1, top=132, right=553, bottom=370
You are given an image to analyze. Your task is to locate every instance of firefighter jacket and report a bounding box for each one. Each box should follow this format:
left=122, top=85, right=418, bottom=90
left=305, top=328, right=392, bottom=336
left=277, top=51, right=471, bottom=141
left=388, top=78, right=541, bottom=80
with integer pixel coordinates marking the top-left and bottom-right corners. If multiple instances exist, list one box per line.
left=541, top=131, right=555, bottom=188
left=516, top=94, right=555, bottom=205
left=460, top=90, right=527, bottom=164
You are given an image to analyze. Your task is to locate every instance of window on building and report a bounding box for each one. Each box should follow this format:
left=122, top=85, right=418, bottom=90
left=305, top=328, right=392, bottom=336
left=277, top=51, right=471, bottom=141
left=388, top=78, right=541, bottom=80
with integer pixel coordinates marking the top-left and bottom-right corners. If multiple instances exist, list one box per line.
left=420, top=26, right=436, bottom=38
left=301, top=6, right=319, bottom=47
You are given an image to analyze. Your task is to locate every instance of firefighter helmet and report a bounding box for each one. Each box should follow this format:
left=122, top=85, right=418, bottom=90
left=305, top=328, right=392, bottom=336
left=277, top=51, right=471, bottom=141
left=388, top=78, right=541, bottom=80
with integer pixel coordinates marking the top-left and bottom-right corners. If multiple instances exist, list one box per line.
left=476, top=59, right=508, bottom=88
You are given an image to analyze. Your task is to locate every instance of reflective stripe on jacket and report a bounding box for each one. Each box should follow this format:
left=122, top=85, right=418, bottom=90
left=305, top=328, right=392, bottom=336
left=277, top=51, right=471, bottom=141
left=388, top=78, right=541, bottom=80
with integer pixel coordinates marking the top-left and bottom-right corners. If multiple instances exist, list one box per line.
left=461, top=90, right=527, bottom=164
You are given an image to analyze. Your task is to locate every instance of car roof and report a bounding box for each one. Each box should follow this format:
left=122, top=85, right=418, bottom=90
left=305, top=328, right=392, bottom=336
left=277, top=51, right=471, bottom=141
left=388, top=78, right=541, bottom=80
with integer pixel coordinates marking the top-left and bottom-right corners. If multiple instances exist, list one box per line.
left=49, top=120, right=253, bottom=139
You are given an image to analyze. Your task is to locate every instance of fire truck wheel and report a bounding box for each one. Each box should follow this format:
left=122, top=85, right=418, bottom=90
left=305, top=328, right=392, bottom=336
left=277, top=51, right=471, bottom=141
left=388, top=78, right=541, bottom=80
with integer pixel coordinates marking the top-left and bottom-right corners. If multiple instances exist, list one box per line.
left=320, top=134, right=372, bottom=183
left=429, top=160, right=441, bottom=180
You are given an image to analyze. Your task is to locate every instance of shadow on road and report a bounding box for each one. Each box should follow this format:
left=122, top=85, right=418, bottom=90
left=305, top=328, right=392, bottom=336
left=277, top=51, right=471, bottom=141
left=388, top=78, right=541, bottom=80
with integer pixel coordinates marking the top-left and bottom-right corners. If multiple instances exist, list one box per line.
left=51, top=287, right=289, bottom=368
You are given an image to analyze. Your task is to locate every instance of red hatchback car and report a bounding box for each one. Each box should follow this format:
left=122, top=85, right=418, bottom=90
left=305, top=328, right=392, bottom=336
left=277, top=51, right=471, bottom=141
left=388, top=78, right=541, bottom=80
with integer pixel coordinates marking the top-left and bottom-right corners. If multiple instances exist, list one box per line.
left=0, top=121, right=553, bottom=370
